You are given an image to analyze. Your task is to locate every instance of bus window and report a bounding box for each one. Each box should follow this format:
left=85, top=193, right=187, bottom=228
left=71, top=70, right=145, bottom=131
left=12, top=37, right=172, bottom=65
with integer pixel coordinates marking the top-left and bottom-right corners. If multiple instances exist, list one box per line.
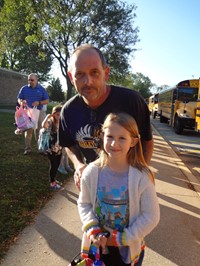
left=177, top=87, right=198, bottom=102
left=172, top=88, right=177, bottom=102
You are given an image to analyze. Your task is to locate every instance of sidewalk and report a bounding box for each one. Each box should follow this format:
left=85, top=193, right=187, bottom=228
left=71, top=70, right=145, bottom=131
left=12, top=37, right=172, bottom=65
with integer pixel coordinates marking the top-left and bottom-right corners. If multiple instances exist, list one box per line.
left=1, top=126, right=200, bottom=266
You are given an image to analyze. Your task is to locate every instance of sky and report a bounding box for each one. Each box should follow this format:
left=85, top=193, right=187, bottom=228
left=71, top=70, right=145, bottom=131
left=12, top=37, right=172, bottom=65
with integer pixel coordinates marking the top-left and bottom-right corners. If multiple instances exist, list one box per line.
left=51, top=0, right=200, bottom=90
left=128, top=0, right=200, bottom=87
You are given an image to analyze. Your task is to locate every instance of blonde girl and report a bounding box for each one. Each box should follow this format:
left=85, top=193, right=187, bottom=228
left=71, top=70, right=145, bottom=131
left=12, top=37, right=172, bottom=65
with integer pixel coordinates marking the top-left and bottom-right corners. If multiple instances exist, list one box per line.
left=78, top=112, right=160, bottom=266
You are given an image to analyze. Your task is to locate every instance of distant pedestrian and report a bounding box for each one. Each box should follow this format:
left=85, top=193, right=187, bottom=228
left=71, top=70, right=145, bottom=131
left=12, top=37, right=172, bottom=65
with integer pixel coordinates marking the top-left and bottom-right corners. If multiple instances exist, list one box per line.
left=58, top=148, right=73, bottom=175
left=17, top=73, right=49, bottom=155
left=78, top=113, right=160, bottom=266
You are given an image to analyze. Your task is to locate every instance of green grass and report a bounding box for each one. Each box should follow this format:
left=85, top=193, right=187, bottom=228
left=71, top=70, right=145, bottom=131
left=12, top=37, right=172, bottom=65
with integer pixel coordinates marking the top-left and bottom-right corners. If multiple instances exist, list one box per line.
left=0, top=111, right=71, bottom=261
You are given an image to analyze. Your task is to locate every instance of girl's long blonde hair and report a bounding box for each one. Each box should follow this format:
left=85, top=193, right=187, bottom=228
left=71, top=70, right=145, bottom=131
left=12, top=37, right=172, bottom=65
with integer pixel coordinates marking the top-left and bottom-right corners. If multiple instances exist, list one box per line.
left=96, top=112, right=155, bottom=183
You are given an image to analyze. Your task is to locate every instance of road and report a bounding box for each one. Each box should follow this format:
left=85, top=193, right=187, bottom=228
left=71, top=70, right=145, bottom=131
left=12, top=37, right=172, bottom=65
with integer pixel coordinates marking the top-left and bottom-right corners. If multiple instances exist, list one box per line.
left=151, top=116, right=200, bottom=183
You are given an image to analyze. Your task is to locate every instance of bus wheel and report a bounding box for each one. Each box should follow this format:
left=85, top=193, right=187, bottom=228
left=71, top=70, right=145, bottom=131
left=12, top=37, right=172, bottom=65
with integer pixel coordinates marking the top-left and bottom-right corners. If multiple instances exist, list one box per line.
left=160, top=112, right=165, bottom=123
left=153, top=111, right=157, bottom=119
left=174, top=116, right=183, bottom=134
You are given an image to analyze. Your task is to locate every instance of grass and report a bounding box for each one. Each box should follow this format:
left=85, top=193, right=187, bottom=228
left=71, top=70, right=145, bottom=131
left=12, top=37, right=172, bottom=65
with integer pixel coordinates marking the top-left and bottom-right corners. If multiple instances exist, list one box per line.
left=0, top=111, right=71, bottom=261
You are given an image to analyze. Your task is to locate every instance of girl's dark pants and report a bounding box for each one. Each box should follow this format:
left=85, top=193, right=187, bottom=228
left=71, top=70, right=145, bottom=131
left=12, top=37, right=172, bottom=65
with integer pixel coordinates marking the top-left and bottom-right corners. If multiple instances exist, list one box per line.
left=101, top=247, right=144, bottom=266
left=47, top=152, right=62, bottom=183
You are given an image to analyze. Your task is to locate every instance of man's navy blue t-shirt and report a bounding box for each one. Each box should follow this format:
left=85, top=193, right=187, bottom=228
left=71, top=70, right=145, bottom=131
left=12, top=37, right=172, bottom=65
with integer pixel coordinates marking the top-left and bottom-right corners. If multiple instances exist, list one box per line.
left=59, top=85, right=152, bottom=163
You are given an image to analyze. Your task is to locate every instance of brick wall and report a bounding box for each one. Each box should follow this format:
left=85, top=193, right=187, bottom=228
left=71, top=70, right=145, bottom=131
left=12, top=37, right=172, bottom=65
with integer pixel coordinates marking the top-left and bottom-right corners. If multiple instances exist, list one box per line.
left=0, top=68, right=27, bottom=104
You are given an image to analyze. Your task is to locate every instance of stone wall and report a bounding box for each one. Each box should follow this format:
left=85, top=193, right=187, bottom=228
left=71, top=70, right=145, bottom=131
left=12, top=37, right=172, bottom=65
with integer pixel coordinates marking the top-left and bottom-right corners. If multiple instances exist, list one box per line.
left=0, top=68, right=27, bottom=104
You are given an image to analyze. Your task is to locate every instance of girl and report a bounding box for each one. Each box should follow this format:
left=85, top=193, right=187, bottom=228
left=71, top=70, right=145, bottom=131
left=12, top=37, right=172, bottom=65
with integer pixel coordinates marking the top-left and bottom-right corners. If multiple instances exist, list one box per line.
left=77, top=113, right=160, bottom=266
left=42, top=105, right=63, bottom=190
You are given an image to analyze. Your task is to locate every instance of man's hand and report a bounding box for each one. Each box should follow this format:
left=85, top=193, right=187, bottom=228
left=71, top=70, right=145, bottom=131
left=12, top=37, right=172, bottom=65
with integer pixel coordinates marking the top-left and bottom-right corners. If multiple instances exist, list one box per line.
left=74, top=163, right=86, bottom=191
left=32, top=101, right=40, bottom=107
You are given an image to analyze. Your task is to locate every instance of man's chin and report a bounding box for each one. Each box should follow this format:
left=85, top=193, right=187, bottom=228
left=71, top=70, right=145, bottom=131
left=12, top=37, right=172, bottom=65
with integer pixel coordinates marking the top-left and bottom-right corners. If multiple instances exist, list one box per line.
left=82, top=92, right=98, bottom=102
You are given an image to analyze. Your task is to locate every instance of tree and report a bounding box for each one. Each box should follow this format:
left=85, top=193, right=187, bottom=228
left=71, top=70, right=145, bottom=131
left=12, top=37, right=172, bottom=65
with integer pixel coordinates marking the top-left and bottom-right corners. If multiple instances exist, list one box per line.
left=0, top=0, right=53, bottom=81
left=157, top=85, right=170, bottom=92
left=131, top=72, right=153, bottom=99
left=46, top=78, right=65, bottom=102
left=0, top=0, right=139, bottom=100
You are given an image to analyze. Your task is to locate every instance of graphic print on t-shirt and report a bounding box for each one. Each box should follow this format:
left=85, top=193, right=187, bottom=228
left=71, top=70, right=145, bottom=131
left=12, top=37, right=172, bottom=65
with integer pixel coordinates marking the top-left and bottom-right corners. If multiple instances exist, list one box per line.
left=96, top=171, right=129, bottom=232
left=76, top=123, right=102, bottom=151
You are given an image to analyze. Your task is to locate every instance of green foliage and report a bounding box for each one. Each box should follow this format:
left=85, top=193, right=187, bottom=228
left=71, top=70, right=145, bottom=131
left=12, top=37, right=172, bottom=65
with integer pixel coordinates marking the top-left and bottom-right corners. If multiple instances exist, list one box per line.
left=109, top=71, right=153, bottom=99
left=0, top=0, right=139, bottom=99
left=46, top=78, right=65, bottom=102
left=0, top=0, right=53, bottom=81
left=131, top=72, right=154, bottom=98
left=0, top=111, right=70, bottom=260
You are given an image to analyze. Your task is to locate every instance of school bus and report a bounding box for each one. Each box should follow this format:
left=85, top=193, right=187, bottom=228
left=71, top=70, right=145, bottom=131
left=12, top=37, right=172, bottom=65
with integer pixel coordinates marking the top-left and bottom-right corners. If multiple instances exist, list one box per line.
left=148, top=93, right=159, bottom=119
left=158, top=79, right=199, bottom=134
left=196, top=82, right=200, bottom=132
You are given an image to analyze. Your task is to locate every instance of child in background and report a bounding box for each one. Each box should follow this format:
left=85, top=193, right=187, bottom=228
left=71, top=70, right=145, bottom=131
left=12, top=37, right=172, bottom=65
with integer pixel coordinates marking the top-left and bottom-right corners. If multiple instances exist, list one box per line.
left=42, top=105, right=63, bottom=190
left=58, top=148, right=73, bottom=174
left=78, top=113, right=160, bottom=266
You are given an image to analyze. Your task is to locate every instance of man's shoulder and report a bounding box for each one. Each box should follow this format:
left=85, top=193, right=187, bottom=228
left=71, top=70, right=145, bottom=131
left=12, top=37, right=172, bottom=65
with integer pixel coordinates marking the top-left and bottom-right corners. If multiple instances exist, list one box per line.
left=37, top=84, right=46, bottom=90
left=111, top=85, right=140, bottom=97
left=21, top=84, right=29, bottom=90
left=110, top=85, right=141, bottom=102
left=63, top=94, right=83, bottom=109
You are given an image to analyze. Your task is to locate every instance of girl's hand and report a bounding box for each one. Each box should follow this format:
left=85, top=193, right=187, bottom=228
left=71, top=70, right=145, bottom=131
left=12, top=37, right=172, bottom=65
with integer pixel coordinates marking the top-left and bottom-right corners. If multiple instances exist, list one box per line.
left=103, top=226, right=113, bottom=236
left=103, top=226, right=115, bottom=246
left=98, top=234, right=107, bottom=249
left=90, top=234, right=107, bottom=249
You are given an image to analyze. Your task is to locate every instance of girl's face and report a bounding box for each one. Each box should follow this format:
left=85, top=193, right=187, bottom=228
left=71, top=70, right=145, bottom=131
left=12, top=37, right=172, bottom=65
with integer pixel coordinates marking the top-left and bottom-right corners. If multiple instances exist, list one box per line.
left=53, top=111, right=60, bottom=121
left=103, top=122, right=138, bottom=161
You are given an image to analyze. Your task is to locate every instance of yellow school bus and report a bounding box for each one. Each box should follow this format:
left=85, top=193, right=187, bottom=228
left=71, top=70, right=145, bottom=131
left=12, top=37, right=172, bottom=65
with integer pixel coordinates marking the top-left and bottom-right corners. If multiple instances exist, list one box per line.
left=158, top=79, right=199, bottom=134
left=196, top=81, right=200, bottom=132
left=148, top=93, right=159, bottom=119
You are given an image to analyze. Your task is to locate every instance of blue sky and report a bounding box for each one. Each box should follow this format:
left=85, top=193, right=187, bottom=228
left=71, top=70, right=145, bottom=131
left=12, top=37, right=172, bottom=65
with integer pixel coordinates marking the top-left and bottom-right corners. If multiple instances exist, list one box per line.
left=51, top=0, right=200, bottom=90
left=129, top=0, right=200, bottom=87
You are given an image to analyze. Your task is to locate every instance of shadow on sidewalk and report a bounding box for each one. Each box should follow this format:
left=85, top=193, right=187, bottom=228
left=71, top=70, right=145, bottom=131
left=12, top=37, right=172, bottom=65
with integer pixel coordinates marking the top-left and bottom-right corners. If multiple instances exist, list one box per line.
left=144, top=133, right=200, bottom=265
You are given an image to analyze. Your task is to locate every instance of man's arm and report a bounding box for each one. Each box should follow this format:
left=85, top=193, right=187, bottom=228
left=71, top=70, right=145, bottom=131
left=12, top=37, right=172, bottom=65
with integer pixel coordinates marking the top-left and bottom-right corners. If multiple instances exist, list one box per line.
left=142, top=139, right=154, bottom=165
left=39, top=99, right=49, bottom=105
left=65, top=145, right=86, bottom=191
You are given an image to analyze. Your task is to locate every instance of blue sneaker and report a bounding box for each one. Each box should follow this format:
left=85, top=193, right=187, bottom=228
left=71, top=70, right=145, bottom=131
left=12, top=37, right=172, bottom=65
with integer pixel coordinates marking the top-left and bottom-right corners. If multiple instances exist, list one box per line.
left=58, top=166, right=68, bottom=175
left=65, top=166, right=74, bottom=173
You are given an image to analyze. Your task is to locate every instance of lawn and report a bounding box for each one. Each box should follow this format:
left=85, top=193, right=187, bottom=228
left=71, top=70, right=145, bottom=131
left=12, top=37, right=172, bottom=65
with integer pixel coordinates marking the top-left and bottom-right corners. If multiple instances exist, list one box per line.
left=0, top=111, right=71, bottom=261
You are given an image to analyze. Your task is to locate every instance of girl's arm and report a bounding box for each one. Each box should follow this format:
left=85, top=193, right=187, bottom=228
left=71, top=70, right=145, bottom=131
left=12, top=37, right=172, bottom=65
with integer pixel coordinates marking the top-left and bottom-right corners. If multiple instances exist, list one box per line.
left=77, top=168, right=102, bottom=239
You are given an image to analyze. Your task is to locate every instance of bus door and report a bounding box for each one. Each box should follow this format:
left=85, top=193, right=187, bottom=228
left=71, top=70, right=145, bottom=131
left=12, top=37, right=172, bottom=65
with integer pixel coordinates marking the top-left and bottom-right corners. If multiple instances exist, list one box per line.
left=170, top=88, right=177, bottom=126
left=196, top=99, right=200, bottom=132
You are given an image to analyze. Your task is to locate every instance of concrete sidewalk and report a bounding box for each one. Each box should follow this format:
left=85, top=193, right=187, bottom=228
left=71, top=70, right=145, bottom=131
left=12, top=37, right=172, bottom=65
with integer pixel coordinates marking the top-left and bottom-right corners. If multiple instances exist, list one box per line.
left=1, top=127, right=200, bottom=266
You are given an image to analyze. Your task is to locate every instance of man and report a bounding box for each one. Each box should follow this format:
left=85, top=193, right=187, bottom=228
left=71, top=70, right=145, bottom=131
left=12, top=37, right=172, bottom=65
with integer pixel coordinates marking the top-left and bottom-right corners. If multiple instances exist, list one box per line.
left=59, top=44, right=153, bottom=190
left=17, top=73, right=49, bottom=155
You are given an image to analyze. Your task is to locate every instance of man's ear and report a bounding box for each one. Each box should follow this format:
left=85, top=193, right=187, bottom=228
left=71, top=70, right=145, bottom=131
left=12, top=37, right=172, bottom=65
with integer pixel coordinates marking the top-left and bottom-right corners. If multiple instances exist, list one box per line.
left=67, top=72, right=74, bottom=85
left=104, top=66, right=110, bottom=81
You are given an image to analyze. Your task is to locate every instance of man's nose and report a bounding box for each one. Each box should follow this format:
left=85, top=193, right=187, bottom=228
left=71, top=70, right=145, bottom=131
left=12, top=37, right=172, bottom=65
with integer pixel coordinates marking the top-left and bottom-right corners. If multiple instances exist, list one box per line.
left=83, top=75, right=92, bottom=85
